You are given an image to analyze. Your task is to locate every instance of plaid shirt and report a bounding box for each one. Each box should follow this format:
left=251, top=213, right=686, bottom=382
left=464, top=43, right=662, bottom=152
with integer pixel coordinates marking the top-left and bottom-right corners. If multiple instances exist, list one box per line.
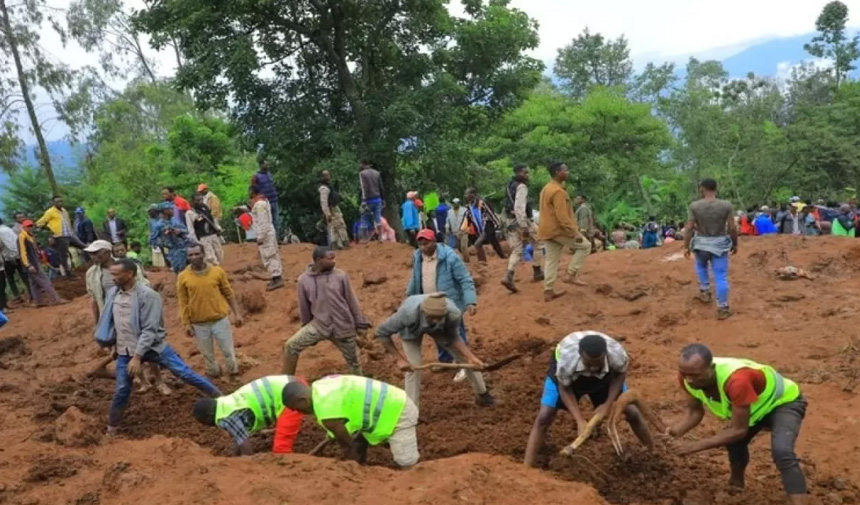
left=217, top=409, right=255, bottom=446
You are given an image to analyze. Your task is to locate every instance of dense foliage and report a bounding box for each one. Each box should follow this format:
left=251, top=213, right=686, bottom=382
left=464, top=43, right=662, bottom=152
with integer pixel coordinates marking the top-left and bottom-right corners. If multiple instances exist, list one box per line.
left=2, top=0, right=860, bottom=238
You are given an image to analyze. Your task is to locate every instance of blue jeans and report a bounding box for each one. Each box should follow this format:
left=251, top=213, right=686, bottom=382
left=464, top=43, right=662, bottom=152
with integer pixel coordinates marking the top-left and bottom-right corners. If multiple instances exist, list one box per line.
left=436, top=320, right=468, bottom=363
left=364, top=199, right=383, bottom=226
left=109, top=345, right=221, bottom=427
left=694, top=250, right=730, bottom=308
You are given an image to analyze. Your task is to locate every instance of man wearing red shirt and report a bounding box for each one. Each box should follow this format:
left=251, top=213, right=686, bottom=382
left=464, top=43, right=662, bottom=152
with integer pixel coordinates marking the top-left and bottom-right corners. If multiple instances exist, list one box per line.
left=668, top=344, right=808, bottom=505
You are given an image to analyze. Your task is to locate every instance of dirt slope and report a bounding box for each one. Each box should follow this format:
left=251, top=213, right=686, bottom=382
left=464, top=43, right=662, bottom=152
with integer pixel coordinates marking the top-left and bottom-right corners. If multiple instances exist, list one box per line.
left=1, top=235, right=859, bottom=505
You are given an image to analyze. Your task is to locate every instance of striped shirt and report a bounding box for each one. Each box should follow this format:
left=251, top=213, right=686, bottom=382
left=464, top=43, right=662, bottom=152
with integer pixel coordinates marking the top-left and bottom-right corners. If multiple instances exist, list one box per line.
left=217, top=409, right=255, bottom=446
left=554, top=331, right=629, bottom=386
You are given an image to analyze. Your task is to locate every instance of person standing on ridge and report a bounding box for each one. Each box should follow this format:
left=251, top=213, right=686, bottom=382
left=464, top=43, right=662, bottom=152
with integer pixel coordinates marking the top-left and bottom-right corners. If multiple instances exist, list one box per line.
left=186, top=192, right=224, bottom=265
left=537, top=162, right=590, bottom=301
left=463, top=188, right=505, bottom=263
left=501, top=164, right=544, bottom=293
left=401, top=191, right=421, bottom=247
left=103, top=209, right=128, bottom=244
left=251, top=156, right=280, bottom=227
left=36, top=195, right=84, bottom=277
left=191, top=375, right=306, bottom=456
left=178, top=244, right=243, bottom=383
left=197, top=184, right=223, bottom=227
left=359, top=160, right=385, bottom=239
left=74, top=207, right=97, bottom=245
left=18, top=220, right=66, bottom=306
left=283, top=246, right=369, bottom=376
left=683, top=178, right=737, bottom=320
left=446, top=198, right=469, bottom=262
left=574, top=195, right=597, bottom=252
left=249, top=185, right=285, bottom=291
left=319, top=170, right=350, bottom=250
left=668, top=344, right=808, bottom=505
left=162, top=187, right=191, bottom=224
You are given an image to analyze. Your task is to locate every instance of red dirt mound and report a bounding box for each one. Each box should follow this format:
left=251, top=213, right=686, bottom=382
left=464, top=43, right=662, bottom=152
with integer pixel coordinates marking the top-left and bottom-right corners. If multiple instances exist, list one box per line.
left=2, top=237, right=860, bottom=505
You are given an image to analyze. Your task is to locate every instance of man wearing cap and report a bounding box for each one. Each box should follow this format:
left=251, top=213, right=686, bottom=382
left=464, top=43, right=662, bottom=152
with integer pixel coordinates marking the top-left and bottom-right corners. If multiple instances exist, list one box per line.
left=74, top=207, right=97, bottom=245
left=192, top=375, right=306, bottom=456
left=376, top=293, right=494, bottom=407
left=197, top=184, right=222, bottom=223
left=407, top=229, right=477, bottom=374
left=103, top=209, right=128, bottom=244
left=17, top=220, right=65, bottom=306
left=186, top=192, right=224, bottom=265
left=36, top=195, right=85, bottom=277
left=282, top=375, right=420, bottom=467
left=501, top=164, right=544, bottom=293
left=86, top=240, right=149, bottom=326
left=524, top=331, right=654, bottom=466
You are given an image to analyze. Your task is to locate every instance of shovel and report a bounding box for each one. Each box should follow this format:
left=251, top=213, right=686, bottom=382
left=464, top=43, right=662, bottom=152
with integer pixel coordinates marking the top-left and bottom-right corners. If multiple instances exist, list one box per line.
left=414, top=354, right=522, bottom=373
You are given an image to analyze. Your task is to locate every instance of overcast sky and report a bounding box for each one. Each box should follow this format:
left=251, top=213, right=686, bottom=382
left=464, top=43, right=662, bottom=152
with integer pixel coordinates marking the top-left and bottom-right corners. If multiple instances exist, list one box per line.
left=27, top=0, right=860, bottom=141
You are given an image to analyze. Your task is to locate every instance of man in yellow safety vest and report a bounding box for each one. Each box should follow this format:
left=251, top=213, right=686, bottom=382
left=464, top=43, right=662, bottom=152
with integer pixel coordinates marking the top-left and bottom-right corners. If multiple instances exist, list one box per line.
left=192, top=375, right=305, bottom=456
left=282, top=375, right=420, bottom=468
left=667, top=343, right=807, bottom=505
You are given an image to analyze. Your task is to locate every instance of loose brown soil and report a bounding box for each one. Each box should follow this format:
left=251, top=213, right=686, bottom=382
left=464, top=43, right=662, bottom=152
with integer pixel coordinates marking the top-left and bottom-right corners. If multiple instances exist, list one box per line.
left=1, top=237, right=859, bottom=505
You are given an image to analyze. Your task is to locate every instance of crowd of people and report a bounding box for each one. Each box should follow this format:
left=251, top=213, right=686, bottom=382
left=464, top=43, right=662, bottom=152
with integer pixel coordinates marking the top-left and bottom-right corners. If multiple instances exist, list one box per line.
left=0, top=160, right=828, bottom=505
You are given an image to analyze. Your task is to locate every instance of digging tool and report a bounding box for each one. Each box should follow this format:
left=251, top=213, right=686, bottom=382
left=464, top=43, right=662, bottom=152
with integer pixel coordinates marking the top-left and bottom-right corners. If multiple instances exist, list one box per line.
left=308, top=437, right=331, bottom=456
left=559, top=412, right=605, bottom=456
left=413, top=354, right=523, bottom=373
left=605, top=390, right=668, bottom=457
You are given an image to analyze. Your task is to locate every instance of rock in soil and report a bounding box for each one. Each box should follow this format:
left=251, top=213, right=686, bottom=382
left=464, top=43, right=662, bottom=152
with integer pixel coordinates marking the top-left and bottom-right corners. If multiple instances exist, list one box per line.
left=52, top=406, right=102, bottom=447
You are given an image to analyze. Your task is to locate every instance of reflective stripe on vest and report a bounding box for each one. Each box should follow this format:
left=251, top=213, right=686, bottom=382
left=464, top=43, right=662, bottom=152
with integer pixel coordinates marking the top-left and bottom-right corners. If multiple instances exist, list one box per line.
left=362, top=379, right=388, bottom=433
left=249, top=378, right=277, bottom=427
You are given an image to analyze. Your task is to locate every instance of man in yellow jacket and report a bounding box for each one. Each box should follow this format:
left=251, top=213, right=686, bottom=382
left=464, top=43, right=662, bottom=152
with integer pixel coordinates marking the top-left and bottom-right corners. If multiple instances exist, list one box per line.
left=668, top=344, right=808, bottom=505
left=36, top=195, right=85, bottom=277
left=537, top=162, right=590, bottom=302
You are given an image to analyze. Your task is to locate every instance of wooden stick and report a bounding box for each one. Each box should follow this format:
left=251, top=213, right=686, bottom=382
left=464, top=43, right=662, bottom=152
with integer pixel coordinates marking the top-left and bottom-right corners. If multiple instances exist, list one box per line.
left=308, top=438, right=330, bottom=456
left=559, top=412, right=605, bottom=456
left=413, top=362, right=483, bottom=371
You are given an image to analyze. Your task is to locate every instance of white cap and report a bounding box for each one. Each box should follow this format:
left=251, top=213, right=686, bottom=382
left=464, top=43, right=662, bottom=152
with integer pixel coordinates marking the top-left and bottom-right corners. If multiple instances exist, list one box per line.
left=84, top=239, right=114, bottom=253
left=790, top=196, right=800, bottom=203
left=760, top=205, right=770, bottom=211
left=452, top=198, right=461, bottom=204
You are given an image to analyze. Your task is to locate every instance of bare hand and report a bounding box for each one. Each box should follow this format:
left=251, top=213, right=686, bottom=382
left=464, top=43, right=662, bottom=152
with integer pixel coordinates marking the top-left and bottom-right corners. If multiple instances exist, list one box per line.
left=731, top=246, right=738, bottom=255
left=683, top=249, right=692, bottom=259
left=396, top=358, right=413, bottom=373
left=468, top=355, right=486, bottom=369
left=576, top=419, right=589, bottom=437
left=233, top=316, right=244, bottom=328
left=467, top=305, right=477, bottom=317
left=127, top=356, right=142, bottom=378
left=671, top=440, right=698, bottom=456
left=592, top=403, right=610, bottom=419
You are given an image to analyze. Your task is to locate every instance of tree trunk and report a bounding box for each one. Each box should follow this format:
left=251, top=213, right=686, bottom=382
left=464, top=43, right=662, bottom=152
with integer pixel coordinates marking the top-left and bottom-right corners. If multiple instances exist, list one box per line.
left=0, top=0, right=60, bottom=196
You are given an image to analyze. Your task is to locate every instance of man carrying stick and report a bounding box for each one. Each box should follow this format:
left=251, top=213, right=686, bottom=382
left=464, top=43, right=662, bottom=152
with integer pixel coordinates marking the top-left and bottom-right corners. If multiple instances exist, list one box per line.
left=524, top=331, right=653, bottom=467
left=667, top=344, right=808, bottom=505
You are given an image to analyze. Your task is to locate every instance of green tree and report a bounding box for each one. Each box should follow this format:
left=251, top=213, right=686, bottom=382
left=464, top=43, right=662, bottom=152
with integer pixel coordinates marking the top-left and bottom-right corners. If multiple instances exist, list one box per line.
left=135, top=0, right=543, bottom=236
left=804, top=1, right=860, bottom=87
left=554, top=28, right=633, bottom=99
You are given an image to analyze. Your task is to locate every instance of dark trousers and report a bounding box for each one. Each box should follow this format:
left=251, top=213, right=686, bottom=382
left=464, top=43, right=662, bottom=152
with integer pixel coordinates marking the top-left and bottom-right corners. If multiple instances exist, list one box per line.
left=0, top=270, right=7, bottom=310
left=4, top=259, right=30, bottom=298
left=405, top=229, right=418, bottom=248
left=474, top=221, right=505, bottom=262
left=726, top=397, right=807, bottom=495
left=436, top=319, right=468, bottom=363
left=55, top=236, right=86, bottom=275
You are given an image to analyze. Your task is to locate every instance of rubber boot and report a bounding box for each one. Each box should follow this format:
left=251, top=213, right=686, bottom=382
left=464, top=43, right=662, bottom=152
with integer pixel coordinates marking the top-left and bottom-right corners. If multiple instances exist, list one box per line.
left=532, top=266, right=544, bottom=282
left=501, top=270, right=518, bottom=293
left=267, top=276, right=285, bottom=291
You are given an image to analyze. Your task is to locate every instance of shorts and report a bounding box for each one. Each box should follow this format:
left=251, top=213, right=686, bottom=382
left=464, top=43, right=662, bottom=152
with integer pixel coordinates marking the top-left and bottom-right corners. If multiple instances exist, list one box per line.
left=364, top=198, right=383, bottom=225
left=540, top=376, right=627, bottom=410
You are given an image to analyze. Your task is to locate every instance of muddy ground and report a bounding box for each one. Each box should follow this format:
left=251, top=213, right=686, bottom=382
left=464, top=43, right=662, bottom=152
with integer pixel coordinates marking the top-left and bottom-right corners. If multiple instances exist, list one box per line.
left=1, top=236, right=859, bottom=505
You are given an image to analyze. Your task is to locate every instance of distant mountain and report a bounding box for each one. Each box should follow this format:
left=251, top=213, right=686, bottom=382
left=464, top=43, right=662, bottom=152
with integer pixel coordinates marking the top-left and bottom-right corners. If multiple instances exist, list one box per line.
left=0, top=140, right=84, bottom=214
left=721, top=33, right=821, bottom=78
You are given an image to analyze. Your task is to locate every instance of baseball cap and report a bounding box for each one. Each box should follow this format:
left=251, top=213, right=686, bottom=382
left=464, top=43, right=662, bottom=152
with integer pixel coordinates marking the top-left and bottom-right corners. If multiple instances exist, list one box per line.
left=452, top=198, right=461, bottom=204
left=22, top=219, right=34, bottom=228
left=416, top=229, right=436, bottom=242
left=84, top=239, right=114, bottom=253
left=197, top=183, right=208, bottom=191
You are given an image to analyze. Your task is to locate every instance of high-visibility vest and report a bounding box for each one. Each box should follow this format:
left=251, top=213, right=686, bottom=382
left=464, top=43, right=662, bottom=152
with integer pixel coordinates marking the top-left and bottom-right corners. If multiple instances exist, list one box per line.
left=683, top=358, right=800, bottom=426
left=832, top=217, right=852, bottom=237
left=312, top=375, right=407, bottom=446
left=215, top=375, right=295, bottom=432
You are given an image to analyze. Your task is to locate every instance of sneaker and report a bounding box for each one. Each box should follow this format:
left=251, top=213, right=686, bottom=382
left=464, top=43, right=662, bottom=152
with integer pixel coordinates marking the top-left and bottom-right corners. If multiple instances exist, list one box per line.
left=717, top=307, right=733, bottom=321
left=106, top=426, right=118, bottom=437
left=698, top=291, right=713, bottom=304
left=544, top=290, right=567, bottom=302
left=476, top=392, right=495, bottom=407
left=453, top=369, right=467, bottom=383
left=267, top=277, right=285, bottom=291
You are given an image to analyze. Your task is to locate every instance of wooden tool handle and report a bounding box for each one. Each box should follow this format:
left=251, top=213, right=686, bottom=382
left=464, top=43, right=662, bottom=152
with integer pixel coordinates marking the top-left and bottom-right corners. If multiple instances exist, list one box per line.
left=413, top=362, right=483, bottom=371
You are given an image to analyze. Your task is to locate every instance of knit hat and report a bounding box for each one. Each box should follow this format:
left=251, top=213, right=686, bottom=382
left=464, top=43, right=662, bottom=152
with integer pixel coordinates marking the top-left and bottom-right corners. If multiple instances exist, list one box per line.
left=421, top=293, right=448, bottom=318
